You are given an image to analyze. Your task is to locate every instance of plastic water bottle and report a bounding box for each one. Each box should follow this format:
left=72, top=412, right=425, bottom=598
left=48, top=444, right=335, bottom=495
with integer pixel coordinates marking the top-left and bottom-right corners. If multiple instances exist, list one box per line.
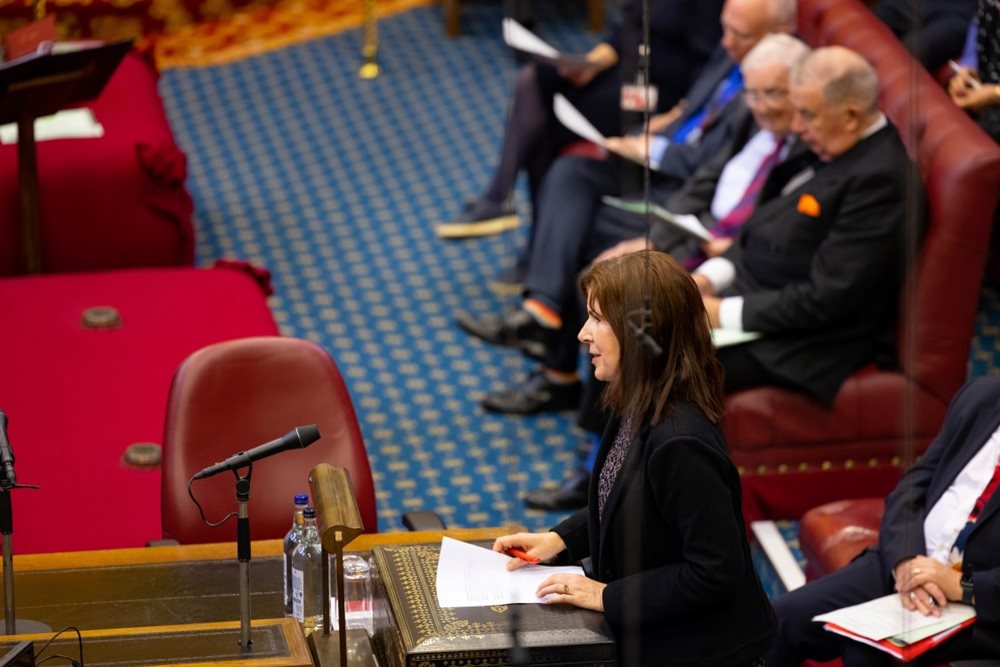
left=282, top=493, right=309, bottom=617
left=291, top=507, right=323, bottom=632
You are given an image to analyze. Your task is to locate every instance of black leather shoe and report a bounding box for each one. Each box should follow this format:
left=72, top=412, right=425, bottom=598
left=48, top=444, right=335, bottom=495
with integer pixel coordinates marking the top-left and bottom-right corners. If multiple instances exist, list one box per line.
left=524, top=471, right=590, bottom=511
left=455, top=309, right=555, bottom=360
left=480, top=370, right=581, bottom=414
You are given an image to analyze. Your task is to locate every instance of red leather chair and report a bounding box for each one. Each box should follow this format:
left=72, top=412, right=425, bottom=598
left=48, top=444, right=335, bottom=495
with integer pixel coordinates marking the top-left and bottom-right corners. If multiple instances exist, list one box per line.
left=161, top=336, right=378, bottom=544
left=725, top=0, right=1000, bottom=523
left=798, top=498, right=884, bottom=580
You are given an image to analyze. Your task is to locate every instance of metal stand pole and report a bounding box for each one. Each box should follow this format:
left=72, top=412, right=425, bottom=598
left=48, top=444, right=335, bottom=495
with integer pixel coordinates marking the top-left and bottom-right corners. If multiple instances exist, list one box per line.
left=235, top=470, right=253, bottom=649
left=1, top=493, right=14, bottom=636
left=358, top=0, right=380, bottom=79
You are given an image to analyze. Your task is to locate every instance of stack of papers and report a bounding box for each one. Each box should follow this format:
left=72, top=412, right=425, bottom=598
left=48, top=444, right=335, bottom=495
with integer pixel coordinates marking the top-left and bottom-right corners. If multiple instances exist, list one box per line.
left=0, top=108, right=104, bottom=144
left=814, top=594, right=976, bottom=661
left=435, top=537, right=585, bottom=608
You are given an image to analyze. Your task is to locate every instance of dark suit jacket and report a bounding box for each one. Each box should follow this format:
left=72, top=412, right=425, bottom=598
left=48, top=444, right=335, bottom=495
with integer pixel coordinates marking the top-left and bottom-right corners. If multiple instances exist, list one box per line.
left=552, top=402, right=775, bottom=665
left=655, top=46, right=749, bottom=184
left=723, top=123, right=923, bottom=404
left=875, top=376, right=1000, bottom=650
left=608, top=0, right=724, bottom=110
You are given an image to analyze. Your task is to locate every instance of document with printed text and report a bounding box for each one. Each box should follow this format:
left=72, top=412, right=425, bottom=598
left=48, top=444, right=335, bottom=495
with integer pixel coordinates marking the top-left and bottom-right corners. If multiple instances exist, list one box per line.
left=435, top=536, right=585, bottom=608
left=814, top=594, right=976, bottom=641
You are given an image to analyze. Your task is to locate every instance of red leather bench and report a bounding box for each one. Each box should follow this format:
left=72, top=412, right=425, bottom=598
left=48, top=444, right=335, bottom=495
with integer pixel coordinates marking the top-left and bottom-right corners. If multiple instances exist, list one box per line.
left=0, top=263, right=278, bottom=553
left=0, top=49, right=194, bottom=275
left=799, top=498, right=884, bottom=580
left=725, top=0, right=1000, bottom=523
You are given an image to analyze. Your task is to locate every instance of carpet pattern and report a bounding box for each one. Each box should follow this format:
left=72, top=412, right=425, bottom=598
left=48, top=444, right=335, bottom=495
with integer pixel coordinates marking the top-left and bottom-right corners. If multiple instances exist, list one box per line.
left=159, top=3, right=1000, bottom=541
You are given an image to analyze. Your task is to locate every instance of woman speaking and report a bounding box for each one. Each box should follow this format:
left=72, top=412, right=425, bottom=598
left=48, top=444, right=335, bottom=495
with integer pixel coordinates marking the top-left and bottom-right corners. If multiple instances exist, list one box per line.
left=494, top=251, right=774, bottom=665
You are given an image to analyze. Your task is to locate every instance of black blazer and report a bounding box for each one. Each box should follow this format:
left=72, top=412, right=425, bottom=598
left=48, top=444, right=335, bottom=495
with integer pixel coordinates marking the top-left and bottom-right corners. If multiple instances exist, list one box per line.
left=723, top=123, right=924, bottom=404
left=875, top=376, right=1000, bottom=652
left=655, top=46, right=749, bottom=184
left=553, top=402, right=775, bottom=666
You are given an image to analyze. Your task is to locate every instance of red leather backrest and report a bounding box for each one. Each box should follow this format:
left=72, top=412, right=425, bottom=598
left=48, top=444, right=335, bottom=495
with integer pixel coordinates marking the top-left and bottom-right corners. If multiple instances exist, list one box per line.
left=161, top=336, right=378, bottom=543
left=799, top=0, right=1000, bottom=402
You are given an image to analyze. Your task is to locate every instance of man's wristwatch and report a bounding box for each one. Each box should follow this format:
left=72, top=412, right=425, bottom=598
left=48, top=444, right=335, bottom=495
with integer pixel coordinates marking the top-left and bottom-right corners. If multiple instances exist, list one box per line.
left=960, top=570, right=975, bottom=606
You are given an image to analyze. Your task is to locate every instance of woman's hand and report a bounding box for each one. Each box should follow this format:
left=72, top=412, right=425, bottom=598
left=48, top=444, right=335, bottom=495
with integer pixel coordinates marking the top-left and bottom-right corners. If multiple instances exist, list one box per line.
left=536, top=573, right=607, bottom=612
left=894, top=556, right=963, bottom=616
left=560, top=43, right=617, bottom=87
left=604, top=135, right=649, bottom=161
left=949, top=69, right=1000, bottom=112
left=493, top=531, right=566, bottom=571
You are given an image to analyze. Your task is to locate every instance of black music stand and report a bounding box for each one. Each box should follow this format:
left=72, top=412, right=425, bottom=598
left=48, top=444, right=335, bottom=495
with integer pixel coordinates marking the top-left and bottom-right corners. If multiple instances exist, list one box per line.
left=0, top=39, right=131, bottom=273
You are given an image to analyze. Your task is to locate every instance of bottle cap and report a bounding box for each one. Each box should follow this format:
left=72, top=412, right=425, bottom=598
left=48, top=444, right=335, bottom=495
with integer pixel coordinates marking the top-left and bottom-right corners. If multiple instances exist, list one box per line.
left=303, top=507, right=316, bottom=518
left=294, top=493, right=309, bottom=505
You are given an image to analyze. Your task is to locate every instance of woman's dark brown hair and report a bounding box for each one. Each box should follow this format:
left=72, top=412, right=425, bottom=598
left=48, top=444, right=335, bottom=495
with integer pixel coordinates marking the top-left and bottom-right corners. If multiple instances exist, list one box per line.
left=579, top=250, right=725, bottom=426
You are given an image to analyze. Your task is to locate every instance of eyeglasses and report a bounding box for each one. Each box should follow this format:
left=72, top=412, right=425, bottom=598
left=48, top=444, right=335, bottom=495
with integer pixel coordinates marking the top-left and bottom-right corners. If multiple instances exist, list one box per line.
left=743, top=88, right=789, bottom=104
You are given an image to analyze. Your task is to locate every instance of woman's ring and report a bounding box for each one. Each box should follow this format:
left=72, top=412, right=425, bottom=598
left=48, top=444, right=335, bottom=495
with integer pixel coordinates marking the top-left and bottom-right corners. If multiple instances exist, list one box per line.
left=563, top=584, right=569, bottom=595
left=909, top=591, right=917, bottom=600
left=912, top=567, right=922, bottom=575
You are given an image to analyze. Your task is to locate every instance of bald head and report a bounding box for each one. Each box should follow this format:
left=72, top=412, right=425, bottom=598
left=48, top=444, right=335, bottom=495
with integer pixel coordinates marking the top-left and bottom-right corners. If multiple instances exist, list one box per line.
left=720, top=0, right=797, bottom=63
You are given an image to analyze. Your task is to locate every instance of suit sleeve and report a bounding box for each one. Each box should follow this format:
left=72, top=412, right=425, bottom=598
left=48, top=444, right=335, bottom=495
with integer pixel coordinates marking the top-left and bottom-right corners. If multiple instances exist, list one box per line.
left=740, top=167, right=907, bottom=333
left=552, top=508, right=590, bottom=562
left=602, top=437, right=748, bottom=624
left=879, top=380, right=990, bottom=570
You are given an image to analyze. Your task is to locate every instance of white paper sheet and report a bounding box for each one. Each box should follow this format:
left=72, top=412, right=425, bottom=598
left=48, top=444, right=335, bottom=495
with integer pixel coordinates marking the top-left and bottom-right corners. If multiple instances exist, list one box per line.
left=501, top=18, right=588, bottom=69
left=0, top=108, right=104, bottom=144
left=814, top=594, right=976, bottom=641
left=435, top=536, right=585, bottom=608
left=601, top=195, right=713, bottom=242
left=711, top=329, right=762, bottom=348
left=554, top=93, right=609, bottom=147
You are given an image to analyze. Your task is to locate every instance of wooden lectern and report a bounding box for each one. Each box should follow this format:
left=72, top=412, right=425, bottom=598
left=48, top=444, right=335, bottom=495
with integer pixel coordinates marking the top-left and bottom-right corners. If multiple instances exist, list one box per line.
left=0, top=39, right=131, bottom=273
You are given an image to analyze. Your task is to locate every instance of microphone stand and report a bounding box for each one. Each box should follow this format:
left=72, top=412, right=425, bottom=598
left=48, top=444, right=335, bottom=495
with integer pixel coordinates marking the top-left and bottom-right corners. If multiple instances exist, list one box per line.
left=0, top=475, right=45, bottom=635
left=234, top=466, right=253, bottom=649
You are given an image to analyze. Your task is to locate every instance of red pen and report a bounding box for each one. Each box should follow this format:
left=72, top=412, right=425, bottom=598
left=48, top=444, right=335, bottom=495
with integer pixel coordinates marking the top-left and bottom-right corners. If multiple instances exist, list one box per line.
left=505, top=548, right=540, bottom=564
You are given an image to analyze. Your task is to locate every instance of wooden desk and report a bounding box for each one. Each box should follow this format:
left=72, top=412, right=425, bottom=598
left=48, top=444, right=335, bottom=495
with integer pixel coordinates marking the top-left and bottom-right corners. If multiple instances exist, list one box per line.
left=0, top=527, right=506, bottom=665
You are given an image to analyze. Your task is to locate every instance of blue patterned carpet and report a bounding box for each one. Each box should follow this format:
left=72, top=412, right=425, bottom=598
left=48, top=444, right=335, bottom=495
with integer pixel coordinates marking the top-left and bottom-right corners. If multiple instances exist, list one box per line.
left=159, top=3, right=1000, bottom=540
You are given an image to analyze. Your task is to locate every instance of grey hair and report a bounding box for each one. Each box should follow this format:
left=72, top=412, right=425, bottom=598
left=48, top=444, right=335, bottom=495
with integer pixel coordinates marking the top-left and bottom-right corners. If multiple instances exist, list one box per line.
left=741, top=33, right=810, bottom=74
left=791, top=46, right=880, bottom=113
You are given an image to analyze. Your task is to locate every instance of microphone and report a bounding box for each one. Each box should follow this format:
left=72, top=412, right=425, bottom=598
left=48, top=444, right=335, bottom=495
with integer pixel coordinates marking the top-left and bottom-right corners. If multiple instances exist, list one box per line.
left=192, top=425, right=321, bottom=480
left=0, top=410, right=16, bottom=488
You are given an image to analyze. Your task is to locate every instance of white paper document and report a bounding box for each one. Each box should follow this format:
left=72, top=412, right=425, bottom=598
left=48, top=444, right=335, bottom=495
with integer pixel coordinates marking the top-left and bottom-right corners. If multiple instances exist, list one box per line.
left=814, top=594, right=976, bottom=641
left=712, top=329, right=762, bottom=348
left=553, top=95, right=652, bottom=168
left=601, top=195, right=713, bottom=242
left=435, top=536, right=585, bottom=608
left=501, top=18, right=588, bottom=70
left=0, top=108, right=104, bottom=144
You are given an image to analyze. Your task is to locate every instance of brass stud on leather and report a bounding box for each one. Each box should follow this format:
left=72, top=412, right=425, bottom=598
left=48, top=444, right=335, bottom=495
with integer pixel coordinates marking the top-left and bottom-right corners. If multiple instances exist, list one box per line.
left=821, top=460, right=832, bottom=471
left=844, top=459, right=855, bottom=469
left=868, top=458, right=879, bottom=467
left=123, top=442, right=161, bottom=468
left=777, top=464, right=788, bottom=474
left=891, top=456, right=902, bottom=467
left=798, top=462, right=809, bottom=472
left=81, top=305, right=122, bottom=329
left=756, top=465, right=767, bottom=474
left=737, top=466, right=747, bottom=476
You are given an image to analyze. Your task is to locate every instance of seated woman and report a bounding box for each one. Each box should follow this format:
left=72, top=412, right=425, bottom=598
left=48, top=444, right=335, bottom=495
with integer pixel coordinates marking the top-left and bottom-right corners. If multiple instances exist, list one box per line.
left=435, top=0, right=724, bottom=248
left=948, top=0, right=1000, bottom=143
left=493, top=251, right=775, bottom=665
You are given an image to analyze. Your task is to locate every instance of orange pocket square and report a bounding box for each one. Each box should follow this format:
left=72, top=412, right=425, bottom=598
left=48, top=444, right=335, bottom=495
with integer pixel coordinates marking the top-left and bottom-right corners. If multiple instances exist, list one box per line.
left=797, top=194, right=821, bottom=217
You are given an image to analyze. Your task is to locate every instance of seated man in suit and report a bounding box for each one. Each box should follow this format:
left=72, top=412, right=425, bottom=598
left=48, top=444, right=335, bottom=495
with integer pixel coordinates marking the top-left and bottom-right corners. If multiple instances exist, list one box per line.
left=698, top=45, right=923, bottom=405
left=767, top=376, right=1000, bottom=665
left=456, top=0, right=797, bottom=414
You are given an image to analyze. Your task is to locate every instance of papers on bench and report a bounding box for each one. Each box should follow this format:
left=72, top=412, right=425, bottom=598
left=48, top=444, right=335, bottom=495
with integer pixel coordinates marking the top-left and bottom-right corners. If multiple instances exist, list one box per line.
left=601, top=195, right=713, bottom=242
left=814, top=594, right=976, bottom=662
left=436, top=537, right=585, bottom=608
left=0, top=108, right=104, bottom=144
left=501, top=18, right=588, bottom=71
left=711, top=329, right=762, bottom=348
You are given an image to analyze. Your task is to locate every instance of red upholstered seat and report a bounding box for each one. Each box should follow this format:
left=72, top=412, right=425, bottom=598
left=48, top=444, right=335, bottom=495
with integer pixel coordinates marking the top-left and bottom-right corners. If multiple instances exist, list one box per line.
left=799, top=498, right=884, bottom=580
left=0, top=49, right=194, bottom=275
left=0, top=264, right=278, bottom=553
left=161, top=337, right=378, bottom=544
left=727, top=0, right=1000, bottom=522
